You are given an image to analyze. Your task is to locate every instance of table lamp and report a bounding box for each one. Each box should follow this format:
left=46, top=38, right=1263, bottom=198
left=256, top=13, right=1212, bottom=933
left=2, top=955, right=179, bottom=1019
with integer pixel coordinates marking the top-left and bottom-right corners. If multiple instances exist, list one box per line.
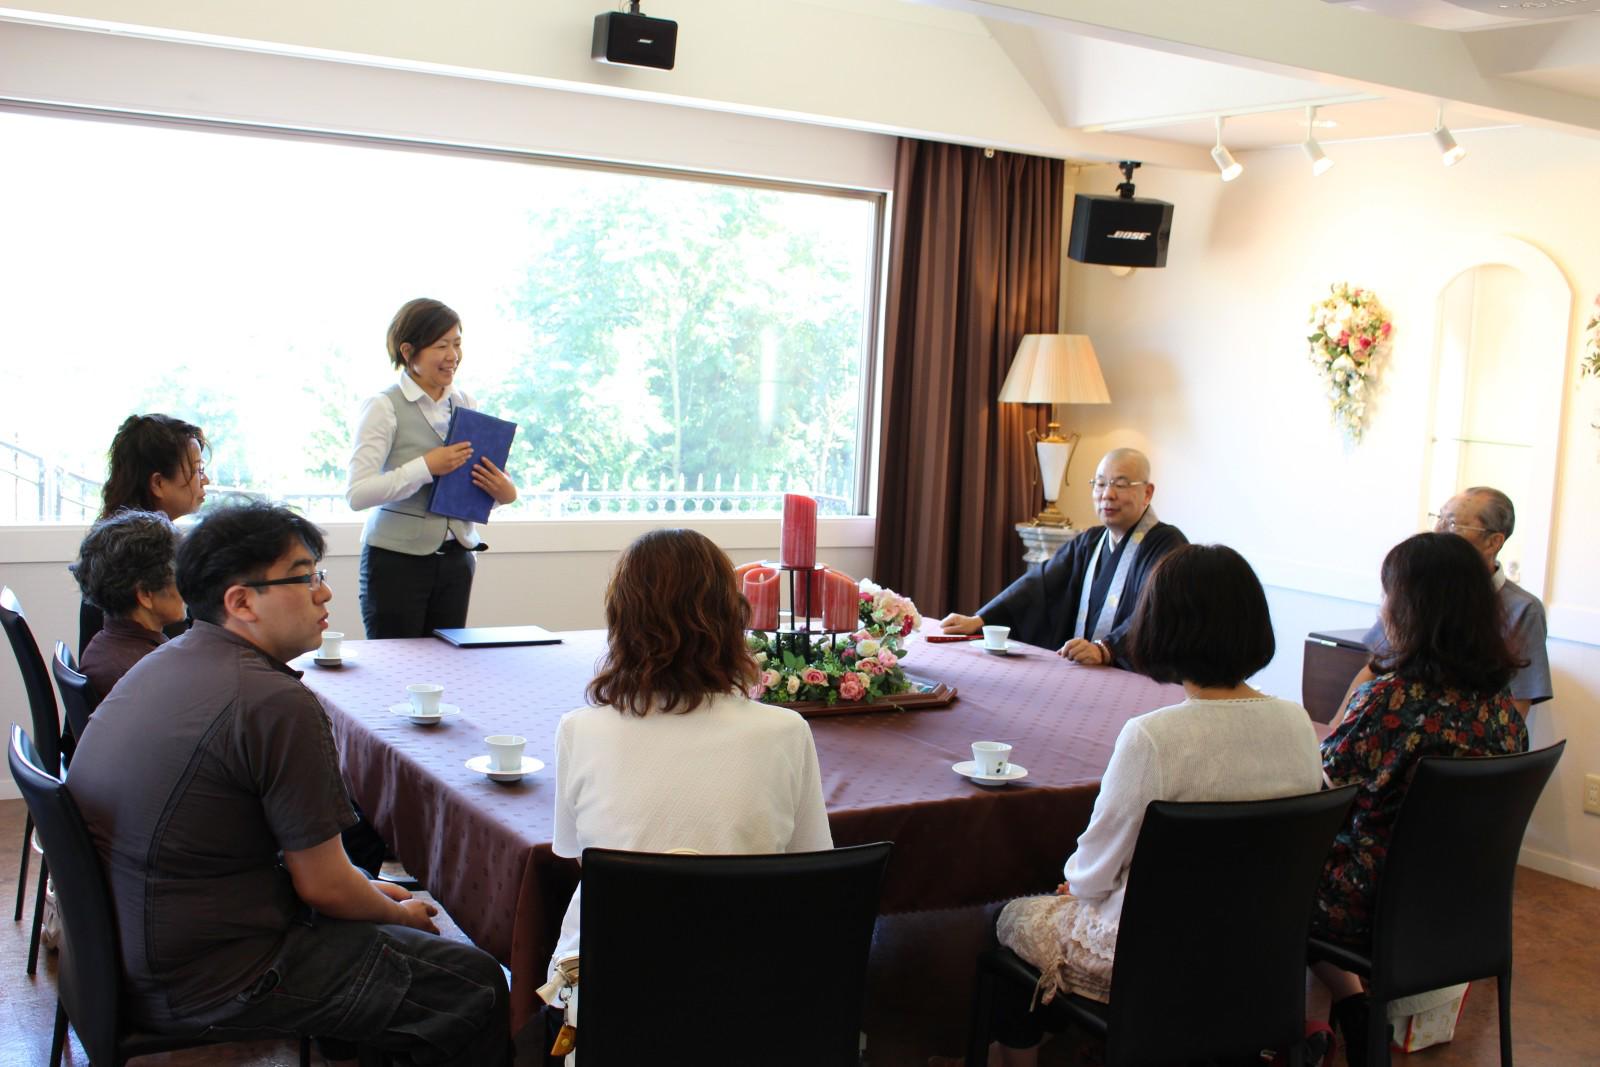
left=997, top=334, right=1111, bottom=527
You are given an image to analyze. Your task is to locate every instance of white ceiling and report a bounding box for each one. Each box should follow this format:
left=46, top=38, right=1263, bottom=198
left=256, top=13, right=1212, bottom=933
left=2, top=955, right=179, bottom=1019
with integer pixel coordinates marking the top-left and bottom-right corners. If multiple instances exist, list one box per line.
left=924, top=0, right=1600, bottom=160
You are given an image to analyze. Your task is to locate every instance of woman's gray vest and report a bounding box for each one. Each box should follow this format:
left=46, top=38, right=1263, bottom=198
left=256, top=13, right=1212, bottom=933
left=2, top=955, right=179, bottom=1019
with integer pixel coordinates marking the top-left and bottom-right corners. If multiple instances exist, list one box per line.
left=362, top=383, right=477, bottom=554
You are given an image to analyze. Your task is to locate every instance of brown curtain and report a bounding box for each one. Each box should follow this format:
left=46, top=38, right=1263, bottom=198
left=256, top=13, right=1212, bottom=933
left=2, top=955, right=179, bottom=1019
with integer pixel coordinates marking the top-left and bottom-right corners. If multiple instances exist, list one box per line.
left=872, top=139, right=1063, bottom=619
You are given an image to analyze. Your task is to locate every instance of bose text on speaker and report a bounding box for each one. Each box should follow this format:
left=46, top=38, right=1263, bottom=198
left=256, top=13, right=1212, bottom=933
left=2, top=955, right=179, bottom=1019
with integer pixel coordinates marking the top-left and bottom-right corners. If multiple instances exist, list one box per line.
left=592, top=10, right=678, bottom=71
left=1067, top=194, right=1174, bottom=269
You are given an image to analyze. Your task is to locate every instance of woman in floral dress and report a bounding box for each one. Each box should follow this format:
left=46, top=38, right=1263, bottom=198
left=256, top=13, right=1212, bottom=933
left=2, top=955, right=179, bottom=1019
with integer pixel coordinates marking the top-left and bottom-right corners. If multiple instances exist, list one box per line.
left=1313, top=531, right=1527, bottom=1064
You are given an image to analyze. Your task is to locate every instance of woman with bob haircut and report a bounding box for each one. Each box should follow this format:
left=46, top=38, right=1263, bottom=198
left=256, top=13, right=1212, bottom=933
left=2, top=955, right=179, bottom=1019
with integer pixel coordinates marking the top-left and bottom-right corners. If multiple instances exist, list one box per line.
left=1312, top=532, right=1527, bottom=1064
left=985, top=544, right=1322, bottom=1064
left=545, top=527, right=832, bottom=980
left=72, top=509, right=185, bottom=699
left=346, top=298, right=518, bottom=638
left=79, top=413, right=208, bottom=654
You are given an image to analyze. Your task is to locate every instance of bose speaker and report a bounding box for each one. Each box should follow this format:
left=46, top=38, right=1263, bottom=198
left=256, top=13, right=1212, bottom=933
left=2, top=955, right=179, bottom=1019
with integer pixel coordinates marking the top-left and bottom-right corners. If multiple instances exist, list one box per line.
left=1067, top=193, right=1174, bottom=269
left=592, top=11, right=678, bottom=71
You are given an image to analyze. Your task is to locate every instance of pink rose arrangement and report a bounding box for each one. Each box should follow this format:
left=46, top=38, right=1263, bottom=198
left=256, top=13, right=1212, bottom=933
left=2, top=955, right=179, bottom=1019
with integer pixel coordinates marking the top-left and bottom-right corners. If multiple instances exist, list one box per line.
left=1307, top=282, right=1393, bottom=442
left=746, top=577, right=922, bottom=707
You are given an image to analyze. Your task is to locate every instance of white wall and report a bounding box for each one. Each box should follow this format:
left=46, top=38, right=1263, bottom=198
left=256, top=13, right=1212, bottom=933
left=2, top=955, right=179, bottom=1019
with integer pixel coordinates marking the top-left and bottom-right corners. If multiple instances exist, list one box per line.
left=1059, top=124, right=1600, bottom=885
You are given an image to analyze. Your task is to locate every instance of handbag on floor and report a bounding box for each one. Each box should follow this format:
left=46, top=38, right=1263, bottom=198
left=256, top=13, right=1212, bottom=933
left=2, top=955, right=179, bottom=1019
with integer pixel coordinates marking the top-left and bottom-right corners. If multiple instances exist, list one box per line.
left=1387, top=983, right=1470, bottom=1052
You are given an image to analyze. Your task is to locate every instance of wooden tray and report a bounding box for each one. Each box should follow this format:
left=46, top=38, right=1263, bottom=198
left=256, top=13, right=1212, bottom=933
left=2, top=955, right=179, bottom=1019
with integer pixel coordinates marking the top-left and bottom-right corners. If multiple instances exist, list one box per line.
left=772, top=676, right=958, bottom=719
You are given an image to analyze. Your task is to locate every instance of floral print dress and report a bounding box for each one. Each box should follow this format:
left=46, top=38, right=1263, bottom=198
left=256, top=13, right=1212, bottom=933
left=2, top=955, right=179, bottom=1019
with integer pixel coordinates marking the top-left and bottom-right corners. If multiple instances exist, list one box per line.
left=1314, top=673, right=1527, bottom=944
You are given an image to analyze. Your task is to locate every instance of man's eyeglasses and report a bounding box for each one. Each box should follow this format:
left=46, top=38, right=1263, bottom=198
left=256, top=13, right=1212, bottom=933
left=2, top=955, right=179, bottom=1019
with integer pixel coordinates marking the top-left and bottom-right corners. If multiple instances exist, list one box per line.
left=1429, top=513, right=1495, bottom=536
left=243, top=569, right=328, bottom=591
left=1091, top=478, right=1148, bottom=495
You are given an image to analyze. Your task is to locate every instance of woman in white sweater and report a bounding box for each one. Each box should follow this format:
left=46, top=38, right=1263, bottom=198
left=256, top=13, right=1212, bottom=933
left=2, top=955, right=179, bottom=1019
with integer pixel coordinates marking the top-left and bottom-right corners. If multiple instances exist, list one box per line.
left=990, top=544, right=1323, bottom=1060
left=547, top=528, right=833, bottom=985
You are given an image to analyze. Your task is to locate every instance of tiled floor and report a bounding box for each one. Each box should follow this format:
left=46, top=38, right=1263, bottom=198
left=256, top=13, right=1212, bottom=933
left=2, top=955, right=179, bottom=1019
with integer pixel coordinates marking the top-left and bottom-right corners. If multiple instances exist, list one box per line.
left=2, top=796, right=1597, bottom=1066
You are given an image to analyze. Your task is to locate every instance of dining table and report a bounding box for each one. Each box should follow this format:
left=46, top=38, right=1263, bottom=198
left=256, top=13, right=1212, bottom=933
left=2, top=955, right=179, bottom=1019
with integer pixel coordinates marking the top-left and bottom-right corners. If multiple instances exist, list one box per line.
left=297, top=623, right=1185, bottom=1035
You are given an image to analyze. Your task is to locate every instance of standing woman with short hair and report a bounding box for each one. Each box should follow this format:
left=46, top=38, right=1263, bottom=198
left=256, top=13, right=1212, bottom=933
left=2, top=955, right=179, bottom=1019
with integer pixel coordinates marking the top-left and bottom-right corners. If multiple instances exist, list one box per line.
left=347, top=298, right=517, bottom=639
left=78, top=414, right=209, bottom=653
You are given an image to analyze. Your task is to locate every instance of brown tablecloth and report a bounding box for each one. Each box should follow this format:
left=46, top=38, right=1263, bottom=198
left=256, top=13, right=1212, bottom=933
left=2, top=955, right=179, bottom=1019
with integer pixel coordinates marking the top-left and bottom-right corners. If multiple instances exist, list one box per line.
left=299, top=624, right=1183, bottom=1031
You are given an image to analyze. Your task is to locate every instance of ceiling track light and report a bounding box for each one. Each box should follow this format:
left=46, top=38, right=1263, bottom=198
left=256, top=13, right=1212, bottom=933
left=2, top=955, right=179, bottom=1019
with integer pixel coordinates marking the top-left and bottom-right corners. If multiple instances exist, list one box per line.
left=1433, top=105, right=1467, bottom=167
left=1211, top=115, right=1242, bottom=182
left=1301, top=105, right=1334, bottom=176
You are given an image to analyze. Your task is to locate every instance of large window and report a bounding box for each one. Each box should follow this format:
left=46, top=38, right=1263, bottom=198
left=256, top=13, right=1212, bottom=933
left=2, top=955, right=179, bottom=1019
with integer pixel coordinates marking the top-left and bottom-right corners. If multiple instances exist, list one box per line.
left=0, top=108, right=882, bottom=524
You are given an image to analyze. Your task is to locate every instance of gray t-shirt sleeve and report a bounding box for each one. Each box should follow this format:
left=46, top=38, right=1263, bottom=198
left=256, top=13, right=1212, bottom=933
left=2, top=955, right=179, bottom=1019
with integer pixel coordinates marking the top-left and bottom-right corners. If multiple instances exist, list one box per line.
left=1505, top=595, right=1553, bottom=706
left=241, top=688, right=358, bottom=852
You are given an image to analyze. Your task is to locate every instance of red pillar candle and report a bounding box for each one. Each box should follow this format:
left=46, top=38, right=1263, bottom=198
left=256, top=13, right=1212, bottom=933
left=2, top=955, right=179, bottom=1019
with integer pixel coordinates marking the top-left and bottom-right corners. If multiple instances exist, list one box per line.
left=780, top=493, right=818, bottom=569
left=793, top=567, right=827, bottom=625
left=743, top=567, right=780, bottom=631
left=732, top=560, right=765, bottom=585
left=823, top=569, right=859, bottom=631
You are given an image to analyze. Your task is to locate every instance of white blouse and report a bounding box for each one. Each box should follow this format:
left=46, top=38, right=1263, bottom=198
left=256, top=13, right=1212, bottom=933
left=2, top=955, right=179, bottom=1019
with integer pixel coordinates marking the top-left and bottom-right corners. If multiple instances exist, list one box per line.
left=549, top=692, right=833, bottom=973
left=1063, top=695, right=1323, bottom=949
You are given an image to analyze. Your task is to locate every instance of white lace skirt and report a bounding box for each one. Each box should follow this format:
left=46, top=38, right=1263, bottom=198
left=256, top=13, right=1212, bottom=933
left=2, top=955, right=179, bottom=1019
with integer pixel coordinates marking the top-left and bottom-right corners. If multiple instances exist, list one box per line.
left=995, top=893, right=1115, bottom=1005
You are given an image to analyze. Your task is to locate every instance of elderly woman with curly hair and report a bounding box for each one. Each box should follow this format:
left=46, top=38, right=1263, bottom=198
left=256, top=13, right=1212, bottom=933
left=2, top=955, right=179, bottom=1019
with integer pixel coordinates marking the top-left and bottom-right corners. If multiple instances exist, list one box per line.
left=72, top=509, right=185, bottom=699
left=546, top=527, right=832, bottom=983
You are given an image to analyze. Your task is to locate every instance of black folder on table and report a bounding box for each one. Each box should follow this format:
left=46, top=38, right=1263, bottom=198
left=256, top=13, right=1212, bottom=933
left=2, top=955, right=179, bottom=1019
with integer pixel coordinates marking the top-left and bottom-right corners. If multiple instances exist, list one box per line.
left=432, top=625, right=563, bottom=648
left=427, top=407, right=518, bottom=524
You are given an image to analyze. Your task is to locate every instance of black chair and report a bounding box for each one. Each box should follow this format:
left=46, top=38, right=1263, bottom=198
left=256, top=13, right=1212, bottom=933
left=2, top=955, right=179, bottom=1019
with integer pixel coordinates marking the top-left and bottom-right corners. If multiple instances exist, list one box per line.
left=8, top=725, right=312, bottom=1067
left=1308, top=741, right=1566, bottom=1067
left=967, top=787, right=1357, bottom=1067
left=577, top=841, right=893, bottom=1066
left=51, top=641, right=101, bottom=751
left=2, top=585, right=64, bottom=976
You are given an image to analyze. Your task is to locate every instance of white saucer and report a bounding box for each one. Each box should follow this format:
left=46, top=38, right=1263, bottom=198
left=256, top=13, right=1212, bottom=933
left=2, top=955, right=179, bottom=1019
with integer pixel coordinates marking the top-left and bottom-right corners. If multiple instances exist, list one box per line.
left=981, top=643, right=1024, bottom=656
left=387, top=702, right=459, bottom=724
left=464, top=754, right=545, bottom=782
left=952, top=760, right=1028, bottom=785
left=312, top=648, right=358, bottom=667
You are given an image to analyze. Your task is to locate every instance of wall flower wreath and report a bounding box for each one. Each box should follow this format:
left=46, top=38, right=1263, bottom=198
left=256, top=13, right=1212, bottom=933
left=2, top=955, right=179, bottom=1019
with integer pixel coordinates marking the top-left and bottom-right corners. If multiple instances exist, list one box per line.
left=1582, top=292, right=1599, bottom=379
left=1307, top=282, right=1393, bottom=442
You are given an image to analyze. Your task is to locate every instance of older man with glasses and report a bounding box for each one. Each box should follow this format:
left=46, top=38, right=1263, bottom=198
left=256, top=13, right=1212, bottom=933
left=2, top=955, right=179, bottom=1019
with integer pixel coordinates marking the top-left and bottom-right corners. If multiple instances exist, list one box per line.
left=1339, top=486, right=1552, bottom=722
left=940, top=447, right=1187, bottom=668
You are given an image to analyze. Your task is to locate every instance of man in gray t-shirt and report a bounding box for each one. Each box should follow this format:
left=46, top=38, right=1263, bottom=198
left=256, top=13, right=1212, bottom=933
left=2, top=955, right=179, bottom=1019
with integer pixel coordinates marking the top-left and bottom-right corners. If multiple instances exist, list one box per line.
left=1344, top=487, right=1552, bottom=721
left=70, top=502, right=509, bottom=1065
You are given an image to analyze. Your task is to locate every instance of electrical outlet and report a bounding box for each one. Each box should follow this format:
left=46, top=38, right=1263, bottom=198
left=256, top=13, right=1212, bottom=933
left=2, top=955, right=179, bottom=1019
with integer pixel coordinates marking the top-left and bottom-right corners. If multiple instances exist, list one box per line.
left=1586, top=774, right=1600, bottom=816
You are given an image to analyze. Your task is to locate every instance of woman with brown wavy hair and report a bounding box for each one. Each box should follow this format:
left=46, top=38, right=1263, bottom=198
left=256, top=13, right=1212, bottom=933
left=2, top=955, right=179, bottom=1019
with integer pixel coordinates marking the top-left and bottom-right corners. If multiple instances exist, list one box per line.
left=546, top=527, right=832, bottom=979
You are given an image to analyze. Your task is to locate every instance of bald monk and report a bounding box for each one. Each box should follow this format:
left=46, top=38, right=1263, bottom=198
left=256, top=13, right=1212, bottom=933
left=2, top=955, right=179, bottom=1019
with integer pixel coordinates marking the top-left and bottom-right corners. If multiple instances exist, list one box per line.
left=940, top=448, right=1187, bottom=668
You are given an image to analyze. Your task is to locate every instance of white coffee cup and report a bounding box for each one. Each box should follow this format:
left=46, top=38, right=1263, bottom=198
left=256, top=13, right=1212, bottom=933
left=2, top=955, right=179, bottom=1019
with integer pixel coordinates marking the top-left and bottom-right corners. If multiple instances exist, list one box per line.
left=972, top=740, right=1013, bottom=777
left=319, top=631, right=344, bottom=660
left=406, top=683, right=444, bottom=717
left=981, top=625, right=1011, bottom=651
left=485, top=734, right=527, bottom=773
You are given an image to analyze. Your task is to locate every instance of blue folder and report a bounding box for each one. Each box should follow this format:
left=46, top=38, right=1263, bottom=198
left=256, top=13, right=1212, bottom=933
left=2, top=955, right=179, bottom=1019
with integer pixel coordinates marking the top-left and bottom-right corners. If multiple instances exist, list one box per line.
left=427, top=407, right=518, bottom=524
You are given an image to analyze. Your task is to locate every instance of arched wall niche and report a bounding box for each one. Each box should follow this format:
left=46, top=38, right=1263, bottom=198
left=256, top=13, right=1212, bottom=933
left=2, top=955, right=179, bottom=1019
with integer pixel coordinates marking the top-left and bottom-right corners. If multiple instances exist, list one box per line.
left=1417, top=236, right=1572, bottom=601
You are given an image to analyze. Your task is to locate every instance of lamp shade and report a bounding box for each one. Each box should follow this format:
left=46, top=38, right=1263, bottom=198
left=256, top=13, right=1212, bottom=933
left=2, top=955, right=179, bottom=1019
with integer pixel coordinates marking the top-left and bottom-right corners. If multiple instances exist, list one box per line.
left=998, top=335, right=1111, bottom=406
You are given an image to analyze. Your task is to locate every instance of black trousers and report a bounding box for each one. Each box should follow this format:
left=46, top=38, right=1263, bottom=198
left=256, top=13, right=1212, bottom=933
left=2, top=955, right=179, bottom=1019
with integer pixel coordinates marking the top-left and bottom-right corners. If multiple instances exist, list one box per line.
left=359, top=542, right=476, bottom=640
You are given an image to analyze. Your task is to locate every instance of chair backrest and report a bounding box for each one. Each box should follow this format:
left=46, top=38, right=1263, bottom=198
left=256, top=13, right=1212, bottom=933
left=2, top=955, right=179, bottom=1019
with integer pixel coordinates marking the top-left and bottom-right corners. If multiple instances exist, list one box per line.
left=51, top=640, right=101, bottom=749
left=1, top=586, right=63, bottom=776
left=1368, top=741, right=1565, bottom=1000
left=1105, top=787, right=1357, bottom=1066
left=578, top=842, right=893, bottom=1067
left=8, top=725, right=125, bottom=1066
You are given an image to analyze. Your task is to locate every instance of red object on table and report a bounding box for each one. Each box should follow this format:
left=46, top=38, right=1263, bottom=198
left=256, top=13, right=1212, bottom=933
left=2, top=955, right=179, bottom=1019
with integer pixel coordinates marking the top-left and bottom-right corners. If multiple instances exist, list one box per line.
left=779, top=493, right=817, bottom=569
left=742, top=566, right=779, bottom=631
left=303, top=625, right=1184, bottom=1034
left=822, top=568, right=858, bottom=631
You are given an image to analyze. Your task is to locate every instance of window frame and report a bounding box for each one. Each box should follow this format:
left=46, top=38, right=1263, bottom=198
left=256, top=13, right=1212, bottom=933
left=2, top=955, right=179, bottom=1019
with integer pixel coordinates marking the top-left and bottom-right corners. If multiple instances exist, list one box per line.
left=0, top=99, right=889, bottom=533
